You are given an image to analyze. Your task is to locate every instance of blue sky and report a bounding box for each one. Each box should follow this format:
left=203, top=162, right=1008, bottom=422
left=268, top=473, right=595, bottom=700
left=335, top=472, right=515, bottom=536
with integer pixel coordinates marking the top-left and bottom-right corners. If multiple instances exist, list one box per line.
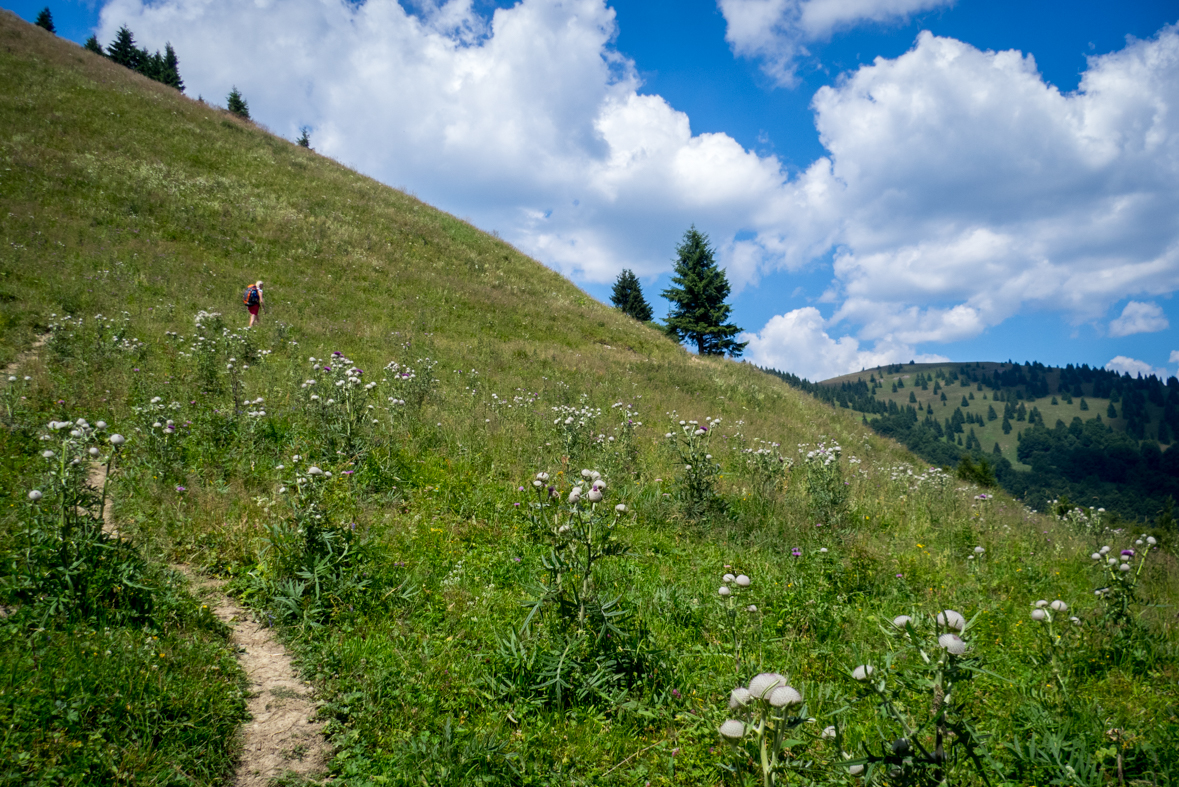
left=8, top=0, right=1179, bottom=380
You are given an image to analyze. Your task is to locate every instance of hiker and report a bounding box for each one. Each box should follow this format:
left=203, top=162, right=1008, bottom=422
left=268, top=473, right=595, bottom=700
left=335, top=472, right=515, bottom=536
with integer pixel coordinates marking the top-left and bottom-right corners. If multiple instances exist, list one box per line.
left=244, top=280, right=265, bottom=327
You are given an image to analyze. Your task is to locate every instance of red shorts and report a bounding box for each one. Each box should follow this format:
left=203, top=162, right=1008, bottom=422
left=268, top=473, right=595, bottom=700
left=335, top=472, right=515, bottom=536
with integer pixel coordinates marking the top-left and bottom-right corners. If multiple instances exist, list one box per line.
left=248, top=304, right=260, bottom=315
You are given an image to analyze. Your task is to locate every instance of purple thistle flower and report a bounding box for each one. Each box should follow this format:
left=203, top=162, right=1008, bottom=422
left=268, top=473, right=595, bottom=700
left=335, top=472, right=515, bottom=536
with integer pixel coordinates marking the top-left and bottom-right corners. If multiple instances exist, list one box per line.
left=175, top=485, right=186, bottom=492
left=323, top=366, right=331, bottom=372
left=791, top=548, right=802, bottom=557
left=1121, top=549, right=1135, bottom=557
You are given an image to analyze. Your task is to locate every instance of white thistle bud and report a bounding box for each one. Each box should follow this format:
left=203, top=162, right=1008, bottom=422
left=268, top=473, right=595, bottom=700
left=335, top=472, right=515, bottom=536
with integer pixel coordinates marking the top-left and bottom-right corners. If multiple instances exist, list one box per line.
left=1100, top=545, right=1111, bottom=554
left=938, top=633, right=967, bottom=654
left=28, top=490, right=42, bottom=501
left=110, top=434, right=125, bottom=446
left=581, top=469, right=592, bottom=479
left=1035, top=600, right=1049, bottom=609
left=769, top=685, right=802, bottom=707
left=614, top=504, right=627, bottom=513
left=1119, top=563, right=1131, bottom=572
left=533, top=480, right=543, bottom=488
left=1030, top=609, right=1047, bottom=621
left=748, top=673, right=785, bottom=699
left=88, top=447, right=100, bottom=457
left=308, top=466, right=323, bottom=476
left=848, top=764, right=864, bottom=776
left=587, top=490, right=603, bottom=503
left=892, top=615, right=912, bottom=629
left=1091, top=553, right=1101, bottom=560
left=973, top=546, right=985, bottom=554
left=735, top=575, right=751, bottom=588
left=729, top=687, right=752, bottom=709
left=41, top=450, right=54, bottom=459
left=1135, top=539, right=1144, bottom=546
left=723, top=573, right=735, bottom=583
left=1050, top=600, right=1068, bottom=612
left=851, top=665, right=874, bottom=681
left=937, top=610, right=966, bottom=631
left=718, top=586, right=731, bottom=597
left=1147, top=536, right=1157, bottom=545
left=821, top=726, right=836, bottom=739
left=718, top=720, right=745, bottom=740
left=747, top=604, right=757, bottom=612
left=95, top=421, right=106, bottom=429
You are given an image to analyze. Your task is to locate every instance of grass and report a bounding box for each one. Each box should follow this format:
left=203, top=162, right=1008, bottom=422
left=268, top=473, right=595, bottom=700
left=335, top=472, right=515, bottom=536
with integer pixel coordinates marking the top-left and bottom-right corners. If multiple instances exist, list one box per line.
left=2, top=10, right=1179, bottom=786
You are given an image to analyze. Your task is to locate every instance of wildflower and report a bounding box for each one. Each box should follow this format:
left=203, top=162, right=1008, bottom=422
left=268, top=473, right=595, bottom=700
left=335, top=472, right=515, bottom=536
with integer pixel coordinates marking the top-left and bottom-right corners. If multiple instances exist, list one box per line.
left=1050, top=600, right=1068, bottom=612
left=41, top=450, right=54, bottom=459
left=747, top=604, right=757, bottom=612
left=729, top=687, right=752, bottom=709
left=1099, top=545, right=1111, bottom=554
left=937, top=610, right=966, bottom=632
left=821, top=726, right=836, bottom=739
left=748, top=673, right=785, bottom=699
left=568, top=489, right=581, bottom=504
left=1070, top=616, right=1081, bottom=625
left=614, top=504, right=627, bottom=513
left=1031, top=609, right=1047, bottom=621
left=110, top=434, right=125, bottom=446
left=938, top=633, right=967, bottom=654
left=532, top=480, right=543, bottom=488
left=536, top=472, right=549, bottom=482
left=95, top=421, right=106, bottom=429
left=581, top=469, right=593, bottom=479
left=587, top=489, right=603, bottom=503
left=769, top=685, right=802, bottom=707
left=1091, top=553, right=1102, bottom=560
left=28, top=490, right=42, bottom=502
left=892, top=615, right=912, bottom=629
left=719, top=720, right=745, bottom=740
left=307, top=466, right=323, bottom=476
left=974, top=546, right=985, bottom=554
left=1119, top=563, right=1131, bottom=572
left=852, top=665, right=874, bottom=681
left=735, top=574, right=750, bottom=587
left=848, top=764, right=864, bottom=776
left=1035, top=600, right=1049, bottom=609
left=791, top=548, right=802, bottom=557
left=175, top=486, right=186, bottom=493
left=723, top=573, right=735, bottom=582
left=1148, top=536, right=1157, bottom=545
left=718, top=586, right=731, bottom=597
left=1135, top=539, right=1144, bottom=546
left=1121, top=549, right=1135, bottom=558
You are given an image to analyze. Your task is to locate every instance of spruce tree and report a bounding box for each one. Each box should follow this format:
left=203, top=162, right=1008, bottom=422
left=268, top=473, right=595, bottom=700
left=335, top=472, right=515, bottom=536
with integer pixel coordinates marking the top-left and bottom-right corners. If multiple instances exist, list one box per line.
left=106, top=26, right=141, bottom=70
left=610, top=269, right=652, bottom=322
left=161, top=43, right=184, bottom=91
left=296, top=126, right=312, bottom=148
left=662, top=226, right=745, bottom=357
left=226, top=87, right=250, bottom=119
left=35, top=8, right=55, bottom=34
left=84, top=35, right=104, bottom=55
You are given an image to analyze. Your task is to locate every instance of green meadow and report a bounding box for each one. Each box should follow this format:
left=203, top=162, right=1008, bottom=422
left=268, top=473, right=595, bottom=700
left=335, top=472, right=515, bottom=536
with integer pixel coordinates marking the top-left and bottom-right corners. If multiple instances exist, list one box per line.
left=3, top=12, right=1179, bottom=787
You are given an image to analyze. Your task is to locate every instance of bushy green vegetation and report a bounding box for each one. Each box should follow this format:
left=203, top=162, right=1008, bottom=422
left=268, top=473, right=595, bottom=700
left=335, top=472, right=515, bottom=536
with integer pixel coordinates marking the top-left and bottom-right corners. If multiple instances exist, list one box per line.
left=3, top=12, right=1179, bottom=787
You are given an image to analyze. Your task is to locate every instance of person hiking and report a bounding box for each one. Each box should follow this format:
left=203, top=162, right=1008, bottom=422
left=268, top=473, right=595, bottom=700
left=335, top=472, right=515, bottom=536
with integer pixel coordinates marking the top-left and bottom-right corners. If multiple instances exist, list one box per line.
left=244, top=280, right=265, bottom=327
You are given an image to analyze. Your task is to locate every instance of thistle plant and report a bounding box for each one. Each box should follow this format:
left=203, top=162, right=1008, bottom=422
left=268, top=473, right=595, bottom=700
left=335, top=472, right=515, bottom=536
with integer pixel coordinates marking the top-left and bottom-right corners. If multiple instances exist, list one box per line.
left=1027, top=599, right=1074, bottom=694
left=738, top=439, right=792, bottom=502
left=843, top=609, right=997, bottom=784
left=302, top=353, right=385, bottom=456
left=1088, top=536, right=1157, bottom=646
left=799, top=439, right=848, bottom=526
left=718, top=671, right=813, bottom=787
left=522, top=468, right=630, bottom=634
left=665, top=415, right=722, bottom=517
left=550, top=398, right=603, bottom=463
left=717, top=570, right=758, bottom=675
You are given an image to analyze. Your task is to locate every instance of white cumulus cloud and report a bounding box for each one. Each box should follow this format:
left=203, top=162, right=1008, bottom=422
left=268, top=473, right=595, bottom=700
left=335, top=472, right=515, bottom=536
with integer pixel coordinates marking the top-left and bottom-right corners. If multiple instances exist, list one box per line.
left=717, top=0, right=954, bottom=85
left=1106, top=356, right=1170, bottom=380
left=740, top=307, right=947, bottom=380
left=1108, top=300, right=1169, bottom=337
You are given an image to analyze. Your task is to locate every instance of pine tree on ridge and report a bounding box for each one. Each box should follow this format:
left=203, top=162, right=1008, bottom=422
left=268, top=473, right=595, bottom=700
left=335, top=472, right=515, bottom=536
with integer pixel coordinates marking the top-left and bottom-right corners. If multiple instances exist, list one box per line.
left=35, top=8, right=55, bottom=34
left=610, top=269, right=653, bottom=322
left=226, top=87, right=250, bottom=119
left=662, top=226, right=746, bottom=357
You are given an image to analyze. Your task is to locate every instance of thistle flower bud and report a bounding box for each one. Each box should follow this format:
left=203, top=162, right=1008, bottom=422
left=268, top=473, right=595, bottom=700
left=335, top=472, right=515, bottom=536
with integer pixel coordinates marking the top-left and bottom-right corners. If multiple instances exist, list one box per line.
left=1035, top=600, right=1048, bottom=609
left=852, top=665, right=874, bottom=681
left=28, top=490, right=42, bottom=501
left=1100, top=545, right=1111, bottom=555
left=536, top=472, right=549, bottom=481
left=938, top=633, right=967, bottom=654
left=533, top=480, right=543, bottom=488
left=1031, top=609, right=1047, bottom=621
left=735, top=574, right=750, bottom=587
left=719, top=720, right=745, bottom=740
left=95, top=421, right=106, bottom=430
left=747, top=604, right=757, bottom=612
left=1135, top=539, right=1144, bottom=546
left=308, top=466, right=323, bottom=476
left=1107, top=557, right=1118, bottom=566
left=1147, top=536, right=1157, bottom=545
left=821, top=726, right=836, bottom=739
left=1119, top=563, right=1131, bottom=572
left=592, top=480, right=605, bottom=491
left=723, top=573, right=735, bottom=583
left=892, top=615, right=912, bottom=629
left=88, top=447, right=100, bottom=457
left=748, top=673, right=785, bottom=699
left=614, top=504, right=627, bottom=513
left=729, top=687, right=752, bottom=709
left=1091, top=553, right=1101, bottom=560
left=110, top=434, right=125, bottom=446
left=769, top=685, right=802, bottom=707
left=591, top=471, right=601, bottom=480
left=974, top=546, right=985, bottom=554
left=152, top=422, right=162, bottom=429
left=568, top=491, right=581, bottom=504
left=1050, top=600, right=1067, bottom=612
left=41, top=450, right=54, bottom=459
left=848, top=764, right=864, bottom=776
left=581, top=469, right=593, bottom=479
left=1070, top=616, right=1081, bottom=625
left=586, top=489, right=602, bottom=503
left=718, top=586, right=731, bottom=597
left=937, top=610, right=966, bottom=631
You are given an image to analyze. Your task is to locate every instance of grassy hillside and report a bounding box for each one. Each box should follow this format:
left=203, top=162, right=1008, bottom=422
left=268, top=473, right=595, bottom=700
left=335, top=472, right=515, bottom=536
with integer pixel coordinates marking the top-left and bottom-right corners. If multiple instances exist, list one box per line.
left=3, top=11, right=1179, bottom=787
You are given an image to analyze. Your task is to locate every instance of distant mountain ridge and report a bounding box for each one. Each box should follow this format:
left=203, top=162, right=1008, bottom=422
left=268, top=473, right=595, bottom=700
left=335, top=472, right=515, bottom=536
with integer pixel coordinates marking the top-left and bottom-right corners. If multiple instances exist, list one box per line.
left=764, top=360, right=1178, bottom=523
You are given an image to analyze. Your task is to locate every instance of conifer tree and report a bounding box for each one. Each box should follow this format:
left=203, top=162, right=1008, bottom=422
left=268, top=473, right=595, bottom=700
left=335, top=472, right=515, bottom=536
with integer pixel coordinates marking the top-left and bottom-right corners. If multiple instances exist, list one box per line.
left=84, top=35, right=104, bottom=55
left=35, top=8, right=55, bottom=33
left=610, top=269, right=653, bottom=322
left=662, top=226, right=745, bottom=357
left=161, top=43, right=184, bottom=91
left=296, top=126, right=312, bottom=148
left=226, top=87, right=250, bottom=119
left=106, top=26, right=142, bottom=71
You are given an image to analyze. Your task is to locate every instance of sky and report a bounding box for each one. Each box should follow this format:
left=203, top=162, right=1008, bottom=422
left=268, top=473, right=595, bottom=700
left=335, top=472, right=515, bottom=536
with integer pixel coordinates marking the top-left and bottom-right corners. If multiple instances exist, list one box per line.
left=7, top=0, right=1179, bottom=382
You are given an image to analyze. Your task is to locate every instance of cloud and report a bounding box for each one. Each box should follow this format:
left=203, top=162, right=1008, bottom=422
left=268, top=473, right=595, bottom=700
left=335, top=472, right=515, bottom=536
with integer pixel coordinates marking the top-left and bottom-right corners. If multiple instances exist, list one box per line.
left=717, top=0, right=954, bottom=85
left=1171, top=350, right=1179, bottom=364
left=1105, top=355, right=1170, bottom=380
left=1108, top=300, right=1169, bottom=337
left=740, top=307, right=947, bottom=380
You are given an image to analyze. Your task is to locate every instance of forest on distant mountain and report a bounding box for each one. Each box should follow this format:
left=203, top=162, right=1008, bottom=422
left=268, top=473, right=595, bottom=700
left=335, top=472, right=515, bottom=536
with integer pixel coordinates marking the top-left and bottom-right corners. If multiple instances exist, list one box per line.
left=765, top=360, right=1179, bottom=525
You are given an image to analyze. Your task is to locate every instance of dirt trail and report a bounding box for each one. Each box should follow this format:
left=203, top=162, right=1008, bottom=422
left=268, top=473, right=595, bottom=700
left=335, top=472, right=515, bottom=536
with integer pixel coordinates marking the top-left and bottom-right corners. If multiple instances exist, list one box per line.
left=89, top=449, right=330, bottom=784
left=2, top=333, right=48, bottom=377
